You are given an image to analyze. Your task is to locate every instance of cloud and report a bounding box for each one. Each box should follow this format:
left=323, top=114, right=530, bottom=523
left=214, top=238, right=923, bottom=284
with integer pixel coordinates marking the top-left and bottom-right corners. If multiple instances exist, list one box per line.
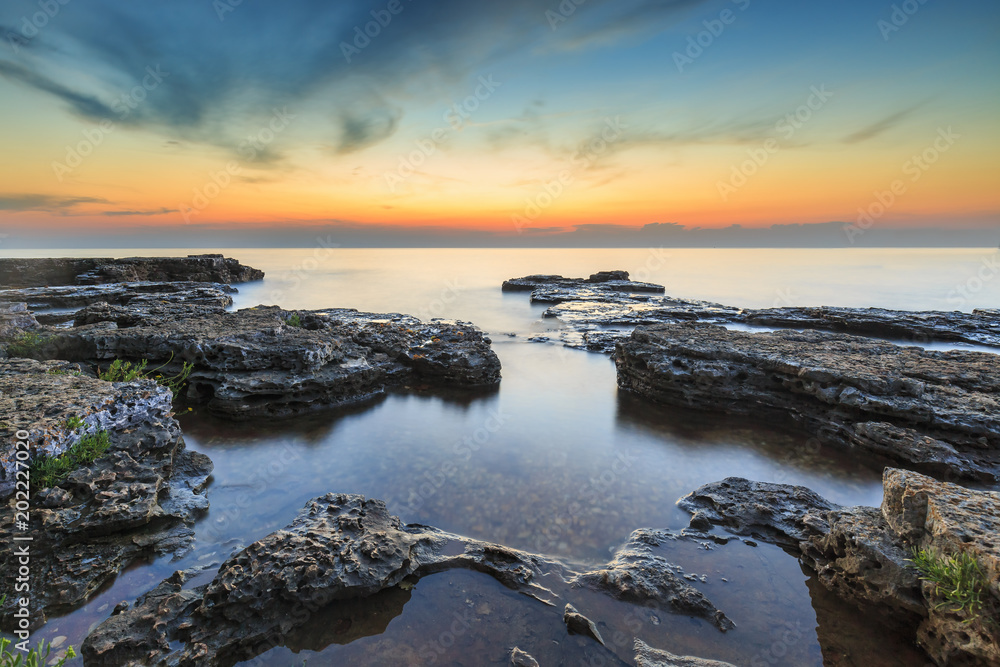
left=0, top=193, right=109, bottom=211
left=102, top=207, right=177, bottom=217
left=0, top=0, right=709, bottom=160
left=843, top=105, right=921, bottom=144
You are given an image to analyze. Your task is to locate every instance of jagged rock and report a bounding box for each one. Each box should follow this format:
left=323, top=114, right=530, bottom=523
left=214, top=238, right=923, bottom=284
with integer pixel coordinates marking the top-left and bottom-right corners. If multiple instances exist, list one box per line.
left=0, top=302, right=39, bottom=340
left=571, top=529, right=736, bottom=632
left=501, top=270, right=665, bottom=303
left=0, top=359, right=211, bottom=629
left=503, top=272, right=1000, bottom=352
left=743, top=306, right=1000, bottom=348
left=0, top=281, right=235, bottom=313
left=678, top=470, right=1000, bottom=666
left=563, top=604, right=605, bottom=645
left=83, top=495, right=733, bottom=666
left=615, top=323, right=1000, bottom=481
left=0, top=254, right=263, bottom=288
left=16, top=305, right=502, bottom=419
left=634, top=639, right=737, bottom=667
left=510, top=647, right=540, bottom=666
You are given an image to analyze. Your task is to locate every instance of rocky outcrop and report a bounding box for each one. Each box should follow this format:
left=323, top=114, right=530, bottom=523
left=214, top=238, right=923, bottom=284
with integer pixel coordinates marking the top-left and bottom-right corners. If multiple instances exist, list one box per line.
left=8, top=305, right=502, bottom=418
left=570, top=528, right=735, bottom=631
left=0, top=281, right=235, bottom=313
left=502, top=272, right=1000, bottom=353
left=634, top=639, right=737, bottom=667
left=615, top=323, right=1000, bottom=481
left=0, top=358, right=211, bottom=629
left=502, top=270, right=665, bottom=304
left=678, top=470, right=1000, bottom=666
left=0, top=301, right=39, bottom=339
left=83, top=494, right=733, bottom=666
left=0, top=254, right=263, bottom=288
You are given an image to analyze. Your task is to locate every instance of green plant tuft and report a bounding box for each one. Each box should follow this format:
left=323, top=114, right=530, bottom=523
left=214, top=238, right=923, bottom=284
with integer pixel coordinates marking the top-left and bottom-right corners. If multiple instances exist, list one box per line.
left=63, top=416, right=85, bottom=431
left=97, top=353, right=194, bottom=399
left=4, top=331, right=51, bottom=359
left=287, top=312, right=302, bottom=327
left=909, top=548, right=988, bottom=621
left=29, top=431, right=111, bottom=490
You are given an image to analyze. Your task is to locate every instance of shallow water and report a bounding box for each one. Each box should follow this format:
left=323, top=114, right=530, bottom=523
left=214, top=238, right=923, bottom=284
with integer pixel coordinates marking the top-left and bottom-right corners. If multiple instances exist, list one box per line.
left=13, top=247, right=997, bottom=665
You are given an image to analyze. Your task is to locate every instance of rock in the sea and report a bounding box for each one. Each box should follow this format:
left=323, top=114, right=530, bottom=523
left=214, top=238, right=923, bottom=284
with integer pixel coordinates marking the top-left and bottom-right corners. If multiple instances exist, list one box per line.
left=12, top=305, right=502, bottom=418
left=0, top=359, right=211, bottom=629
left=510, top=647, right=541, bottom=667
left=503, top=272, right=1000, bottom=352
left=0, top=254, right=263, bottom=288
left=83, top=494, right=733, bottom=666
left=563, top=603, right=605, bottom=645
left=571, top=529, right=736, bottom=632
left=678, top=470, right=1000, bottom=666
left=615, top=323, right=1000, bottom=481
left=634, top=639, right=737, bottom=667
left=502, top=270, right=666, bottom=303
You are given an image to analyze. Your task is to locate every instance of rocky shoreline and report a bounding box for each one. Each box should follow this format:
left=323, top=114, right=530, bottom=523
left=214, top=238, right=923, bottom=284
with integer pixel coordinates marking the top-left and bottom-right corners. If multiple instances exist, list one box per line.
left=0, top=259, right=996, bottom=665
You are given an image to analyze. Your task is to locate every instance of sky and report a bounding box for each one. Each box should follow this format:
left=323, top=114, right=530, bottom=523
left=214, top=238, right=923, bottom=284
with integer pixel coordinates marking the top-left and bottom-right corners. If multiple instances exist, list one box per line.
left=0, top=0, right=998, bottom=247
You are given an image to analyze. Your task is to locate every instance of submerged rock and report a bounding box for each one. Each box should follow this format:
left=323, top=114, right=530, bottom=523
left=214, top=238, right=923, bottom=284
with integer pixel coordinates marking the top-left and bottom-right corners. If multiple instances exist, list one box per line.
left=615, top=323, right=1000, bottom=481
left=0, top=254, right=263, bottom=288
left=678, top=470, right=1000, bottom=666
left=83, top=494, right=733, bottom=666
left=0, top=359, right=211, bottom=629
left=510, top=647, right=541, bottom=667
left=634, top=639, right=737, bottom=667
left=563, top=603, right=605, bottom=645
left=11, top=305, right=502, bottom=419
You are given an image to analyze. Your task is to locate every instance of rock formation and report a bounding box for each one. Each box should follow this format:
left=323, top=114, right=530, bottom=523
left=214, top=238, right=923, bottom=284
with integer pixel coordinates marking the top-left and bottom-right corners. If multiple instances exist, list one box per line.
left=0, top=359, right=211, bottom=629
left=679, top=470, right=1000, bottom=666
left=83, top=494, right=733, bottom=666
left=615, top=323, right=999, bottom=481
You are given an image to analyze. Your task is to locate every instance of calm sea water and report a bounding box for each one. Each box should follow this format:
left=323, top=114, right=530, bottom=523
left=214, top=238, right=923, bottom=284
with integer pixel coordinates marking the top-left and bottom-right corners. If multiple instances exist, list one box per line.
left=13, top=247, right=998, bottom=666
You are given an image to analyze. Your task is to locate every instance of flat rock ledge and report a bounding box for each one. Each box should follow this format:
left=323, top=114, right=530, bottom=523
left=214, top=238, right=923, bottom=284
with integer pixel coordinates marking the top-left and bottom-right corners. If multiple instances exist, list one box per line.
left=0, top=358, right=212, bottom=629
left=0, top=254, right=263, bottom=288
left=83, top=494, right=735, bottom=667
left=502, top=271, right=1000, bottom=353
left=4, top=305, right=503, bottom=419
left=615, top=322, right=1000, bottom=482
left=678, top=469, right=1000, bottom=666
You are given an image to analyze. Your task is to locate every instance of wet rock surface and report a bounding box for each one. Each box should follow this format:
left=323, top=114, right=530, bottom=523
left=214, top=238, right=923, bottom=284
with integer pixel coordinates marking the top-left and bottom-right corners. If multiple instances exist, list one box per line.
left=503, top=271, right=1000, bottom=353
left=634, top=638, right=738, bottom=667
left=0, top=254, right=263, bottom=288
left=14, top=305, right=502, bottom=418
left=0, top=281, right=235, bottom=313
left=615, top=323, right=1000, bottom=481
left=83, top=494, right=734, bottom=666
left=679, top=470, right=1000, bottom=666
left=0, top=359, right=211, bottom=629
